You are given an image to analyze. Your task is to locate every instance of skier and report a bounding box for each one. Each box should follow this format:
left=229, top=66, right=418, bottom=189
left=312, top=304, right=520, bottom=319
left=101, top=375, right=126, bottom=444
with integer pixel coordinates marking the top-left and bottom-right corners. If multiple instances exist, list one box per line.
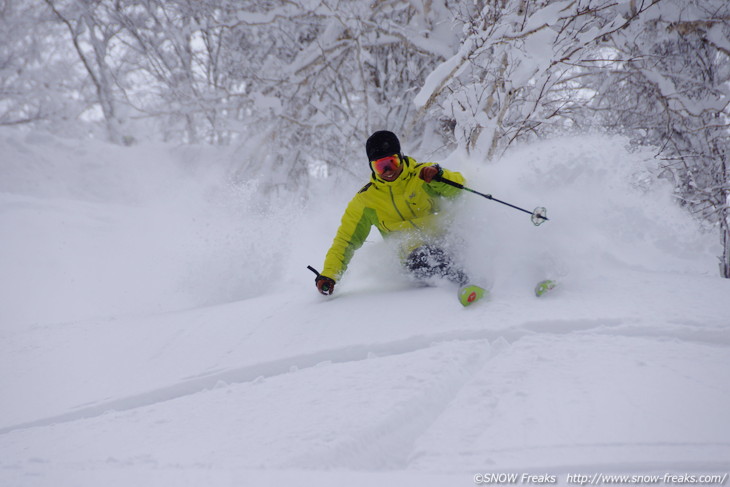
left=314, top=130, right=486, bottom=306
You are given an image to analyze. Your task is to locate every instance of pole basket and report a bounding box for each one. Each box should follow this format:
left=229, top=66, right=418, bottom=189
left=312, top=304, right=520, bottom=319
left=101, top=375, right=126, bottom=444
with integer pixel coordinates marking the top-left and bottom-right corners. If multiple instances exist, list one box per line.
left=531, top=207, right=548, bottom=226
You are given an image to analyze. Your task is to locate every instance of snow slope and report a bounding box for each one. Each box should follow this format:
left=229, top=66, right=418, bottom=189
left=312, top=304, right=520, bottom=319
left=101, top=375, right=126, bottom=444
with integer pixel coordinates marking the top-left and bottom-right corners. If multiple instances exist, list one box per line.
left=1, top=129, right=729, bottom=486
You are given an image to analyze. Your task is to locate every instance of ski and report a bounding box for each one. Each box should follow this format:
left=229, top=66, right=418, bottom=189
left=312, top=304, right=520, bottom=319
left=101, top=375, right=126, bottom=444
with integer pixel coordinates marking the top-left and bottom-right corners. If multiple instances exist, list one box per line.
left=534, top=279, right=557, bottom=297
left=458, top=284, right=487, bottom=307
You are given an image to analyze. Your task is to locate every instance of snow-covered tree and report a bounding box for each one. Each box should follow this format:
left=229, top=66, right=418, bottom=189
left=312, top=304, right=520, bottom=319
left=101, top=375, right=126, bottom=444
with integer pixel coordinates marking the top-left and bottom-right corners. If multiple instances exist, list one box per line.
left=107, top=0, right=236, bottom=144
left=0, top=0, right=89, bottom=134
left=220, top=0, right=456, bottom=193
left=414, top=0, right=661, bottom=160
left=44, top=0, right=131, bottom=144
left=580, top=0, right=730, bottom=277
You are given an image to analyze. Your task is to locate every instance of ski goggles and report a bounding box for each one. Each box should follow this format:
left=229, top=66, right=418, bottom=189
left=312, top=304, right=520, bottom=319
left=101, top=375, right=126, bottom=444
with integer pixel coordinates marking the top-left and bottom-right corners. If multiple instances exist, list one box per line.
left=371, top=154, right=400, bottom=175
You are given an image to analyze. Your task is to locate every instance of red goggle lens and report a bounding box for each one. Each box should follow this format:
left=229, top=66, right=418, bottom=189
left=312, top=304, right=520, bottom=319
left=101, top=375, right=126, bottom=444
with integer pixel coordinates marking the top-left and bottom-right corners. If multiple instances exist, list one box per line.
left=372, top=155, right=400, bottom=175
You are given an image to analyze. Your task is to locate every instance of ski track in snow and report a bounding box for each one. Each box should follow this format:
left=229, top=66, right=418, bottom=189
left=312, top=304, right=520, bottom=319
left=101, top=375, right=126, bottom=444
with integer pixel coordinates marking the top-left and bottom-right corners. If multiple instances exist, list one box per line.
left=5, top=313, right=728, bottom=478
left=2, top=313, right=726, bottom=436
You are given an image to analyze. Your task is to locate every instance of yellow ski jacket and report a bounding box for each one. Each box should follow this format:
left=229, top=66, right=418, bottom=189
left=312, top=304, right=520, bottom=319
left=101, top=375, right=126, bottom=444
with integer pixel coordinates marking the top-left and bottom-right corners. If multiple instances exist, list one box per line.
left=321, top=156, right=465, bottom=281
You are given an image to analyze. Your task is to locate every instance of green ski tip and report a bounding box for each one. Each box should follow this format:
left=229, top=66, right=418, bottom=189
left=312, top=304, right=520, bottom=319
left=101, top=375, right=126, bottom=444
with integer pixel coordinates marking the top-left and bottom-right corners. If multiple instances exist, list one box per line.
left=458, top=284, right=487, bottom=307
left=535, top=279, right=557, bottom=297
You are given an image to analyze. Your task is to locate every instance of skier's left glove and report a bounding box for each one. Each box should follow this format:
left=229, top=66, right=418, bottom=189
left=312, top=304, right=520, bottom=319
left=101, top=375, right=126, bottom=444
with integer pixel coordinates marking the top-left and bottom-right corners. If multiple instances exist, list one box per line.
left=315, top=275, right=336, bottom=295
left=419, top=164, right=443, bottom=183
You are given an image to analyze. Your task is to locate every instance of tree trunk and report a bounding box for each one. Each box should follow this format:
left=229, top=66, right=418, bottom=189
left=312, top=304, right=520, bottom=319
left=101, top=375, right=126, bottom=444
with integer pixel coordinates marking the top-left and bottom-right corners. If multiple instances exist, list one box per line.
left=721, top=207, right=730, bottom=278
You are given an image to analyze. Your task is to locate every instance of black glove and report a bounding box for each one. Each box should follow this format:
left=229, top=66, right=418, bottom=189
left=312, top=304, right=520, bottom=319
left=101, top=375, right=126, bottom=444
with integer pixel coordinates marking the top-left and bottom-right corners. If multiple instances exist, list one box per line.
left=315, top=275, right=336, bottom=295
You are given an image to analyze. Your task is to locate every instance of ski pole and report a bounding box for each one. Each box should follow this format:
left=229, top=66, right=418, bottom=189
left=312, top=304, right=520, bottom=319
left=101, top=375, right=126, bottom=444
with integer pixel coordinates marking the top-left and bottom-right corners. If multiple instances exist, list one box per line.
left=435, top=175, right=549, bottom=226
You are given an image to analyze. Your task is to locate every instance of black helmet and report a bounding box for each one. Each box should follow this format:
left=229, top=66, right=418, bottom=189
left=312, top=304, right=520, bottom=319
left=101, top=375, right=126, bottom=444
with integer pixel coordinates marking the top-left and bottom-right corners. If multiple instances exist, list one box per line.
left=366, top=131, right=401, bottom=161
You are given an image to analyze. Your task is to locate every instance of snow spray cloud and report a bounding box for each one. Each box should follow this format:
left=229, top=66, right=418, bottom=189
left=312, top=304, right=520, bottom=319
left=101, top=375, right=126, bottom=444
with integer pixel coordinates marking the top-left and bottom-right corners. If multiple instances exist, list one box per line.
left=448, top=135, right=717, bottom=290
left=0, top=129, right=302, bottom=328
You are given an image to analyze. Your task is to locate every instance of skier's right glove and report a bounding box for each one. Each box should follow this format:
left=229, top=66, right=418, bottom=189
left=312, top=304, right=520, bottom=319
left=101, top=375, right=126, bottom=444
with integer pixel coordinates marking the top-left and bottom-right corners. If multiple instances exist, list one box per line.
left=419, top=164, right=443, bottom=183
left=315, top=275, right=336, bottom=295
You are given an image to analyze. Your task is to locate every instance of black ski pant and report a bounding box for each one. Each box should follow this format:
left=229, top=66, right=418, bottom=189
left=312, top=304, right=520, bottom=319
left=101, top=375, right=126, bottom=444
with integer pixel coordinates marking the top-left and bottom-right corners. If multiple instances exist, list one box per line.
left=404, top=245, right=468, bottom=286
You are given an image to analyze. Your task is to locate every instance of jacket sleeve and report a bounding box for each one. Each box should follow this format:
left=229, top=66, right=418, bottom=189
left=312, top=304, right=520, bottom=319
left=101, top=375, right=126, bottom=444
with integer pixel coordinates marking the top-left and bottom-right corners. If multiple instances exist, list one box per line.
left=321, top=196, right=377, bottom=281
left=421, top=163, right=466, bottom=198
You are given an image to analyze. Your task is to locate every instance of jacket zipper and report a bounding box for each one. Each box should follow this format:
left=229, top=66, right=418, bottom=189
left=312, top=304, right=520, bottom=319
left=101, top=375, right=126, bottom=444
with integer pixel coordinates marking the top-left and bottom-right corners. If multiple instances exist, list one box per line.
left=390, top=187, right=420, bottom=230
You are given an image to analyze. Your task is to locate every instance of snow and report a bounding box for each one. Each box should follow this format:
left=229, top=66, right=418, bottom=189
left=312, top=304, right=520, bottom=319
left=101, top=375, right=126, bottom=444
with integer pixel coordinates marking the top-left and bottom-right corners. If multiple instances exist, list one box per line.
left=1, top=129, right=729, bottom=486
